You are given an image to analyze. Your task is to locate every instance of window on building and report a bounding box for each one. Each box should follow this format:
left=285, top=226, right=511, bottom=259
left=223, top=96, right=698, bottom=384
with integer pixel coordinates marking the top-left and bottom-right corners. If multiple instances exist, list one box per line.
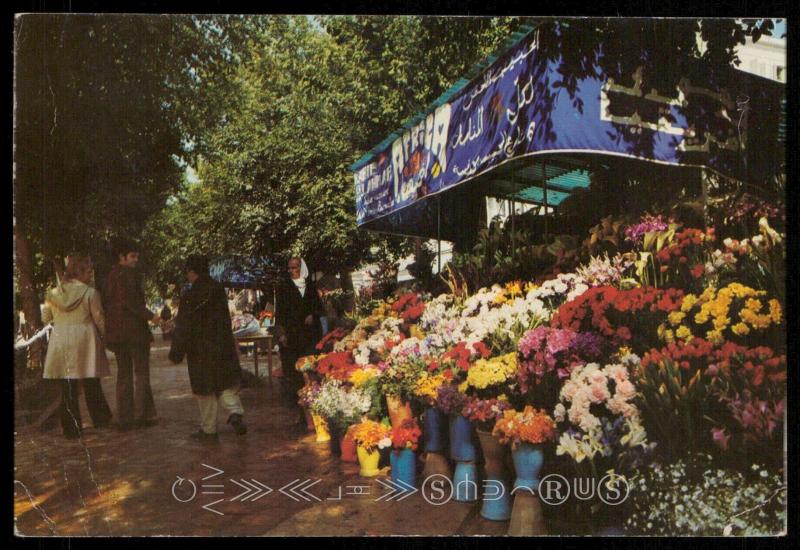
left=776, top=66, right=785, bottom=81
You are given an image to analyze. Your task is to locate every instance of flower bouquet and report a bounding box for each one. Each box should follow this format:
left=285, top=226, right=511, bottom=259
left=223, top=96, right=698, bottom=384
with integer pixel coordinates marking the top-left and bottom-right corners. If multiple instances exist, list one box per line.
left=516, top=327, right=606, bottom=410
left=492, top=406, right=557, bottom=449
left=310, top=379, right=371, bottom=433
left=350, top=419, right=392, bottom=477
left=316, top=351, right=360, bottom=381
left=391, top=418, right=422, bottom=451
left=462, top=396, right=513, bottom=432
left=553, top=356, right=652, bottom=474
left=316, top=327, right=351, bottom=353
left=663, top=283, right=782, bottom=347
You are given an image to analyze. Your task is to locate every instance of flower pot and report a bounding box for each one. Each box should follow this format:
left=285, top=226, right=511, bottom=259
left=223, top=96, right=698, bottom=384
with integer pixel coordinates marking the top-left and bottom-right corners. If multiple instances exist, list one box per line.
left=311, top=413, right=330, bottom=443
left=511, top=442, right=544, bottom=492
left=386, top=395, right=413, bottom=428
left=390, top=448, right=416, bottom=487
left=340, top=432, right=358, bottom=463
left=476, top=430, right=512, bottom=521
left=423, top=407, right=445, bottom=453
left=357, top=446, right=381, bottom=477
left=508, top=443, right=547, bottom=536
left=449, top=415, right=476, bottom=462
left=453, top=461, right=479, bottom=502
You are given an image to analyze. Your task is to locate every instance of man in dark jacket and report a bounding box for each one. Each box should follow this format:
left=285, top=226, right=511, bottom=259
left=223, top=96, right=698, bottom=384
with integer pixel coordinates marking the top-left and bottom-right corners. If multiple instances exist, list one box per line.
left=274, top=257, right=323, bottom=424
left=104, top=239, right=161, bottom=431
left=168, top=255, right=246, bottom=441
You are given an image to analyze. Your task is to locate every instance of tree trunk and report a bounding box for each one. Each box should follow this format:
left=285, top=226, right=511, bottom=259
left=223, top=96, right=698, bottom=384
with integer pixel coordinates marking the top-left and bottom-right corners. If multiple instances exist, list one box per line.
left=14, top=221, right=41, bottom=332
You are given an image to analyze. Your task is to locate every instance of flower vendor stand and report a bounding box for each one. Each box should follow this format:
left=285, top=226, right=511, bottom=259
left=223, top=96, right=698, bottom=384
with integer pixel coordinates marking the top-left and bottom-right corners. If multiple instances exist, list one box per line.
left=508, top=443, right=547, bottom=536
left=449, top=415, right=478, bottom=502
left=476, top=430, right=512, bottom=521
left=422, top=407, right=451, bottom=479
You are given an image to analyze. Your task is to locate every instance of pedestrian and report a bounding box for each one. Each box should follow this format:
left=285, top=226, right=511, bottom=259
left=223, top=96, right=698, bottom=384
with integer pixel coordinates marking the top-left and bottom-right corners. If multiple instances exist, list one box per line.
left=274, top=257, right=323, bottom=424
left=168, top=254, right=246, bottom=441
left=42, top=254, right=112, bottom=439
left=104, top=238, right=161, bottom=431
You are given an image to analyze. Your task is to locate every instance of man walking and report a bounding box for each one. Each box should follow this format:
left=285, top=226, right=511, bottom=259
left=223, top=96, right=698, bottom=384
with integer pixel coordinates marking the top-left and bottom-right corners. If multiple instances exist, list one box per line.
left=168, top=255, right=246, bottom=441
left=104, top=239, right=160, bottom=431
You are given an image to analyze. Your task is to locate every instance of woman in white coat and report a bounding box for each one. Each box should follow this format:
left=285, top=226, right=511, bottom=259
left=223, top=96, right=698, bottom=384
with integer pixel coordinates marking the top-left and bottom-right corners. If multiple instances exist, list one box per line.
left=42, top=254, right=112, bottom=438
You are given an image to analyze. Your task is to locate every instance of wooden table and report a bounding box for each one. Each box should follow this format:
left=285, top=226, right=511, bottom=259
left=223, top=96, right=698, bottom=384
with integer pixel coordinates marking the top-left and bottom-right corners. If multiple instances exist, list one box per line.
left=235, top=334, right=274, bottom=386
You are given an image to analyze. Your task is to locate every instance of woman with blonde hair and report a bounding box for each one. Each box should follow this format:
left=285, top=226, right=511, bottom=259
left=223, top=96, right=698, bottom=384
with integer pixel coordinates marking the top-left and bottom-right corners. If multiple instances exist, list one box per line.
left=42, top=253, right=112, bottom=439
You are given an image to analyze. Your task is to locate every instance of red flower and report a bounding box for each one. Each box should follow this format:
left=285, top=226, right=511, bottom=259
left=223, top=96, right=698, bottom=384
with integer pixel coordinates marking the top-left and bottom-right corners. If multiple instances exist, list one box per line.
left=690, top=264, right=705, bottom=278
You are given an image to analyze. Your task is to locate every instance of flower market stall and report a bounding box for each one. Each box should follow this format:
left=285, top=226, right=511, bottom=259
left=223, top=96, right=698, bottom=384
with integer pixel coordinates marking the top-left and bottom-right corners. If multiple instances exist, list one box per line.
left=289, top=19, right=788, bottom=537
left=295, top=212, right=785, bottom=535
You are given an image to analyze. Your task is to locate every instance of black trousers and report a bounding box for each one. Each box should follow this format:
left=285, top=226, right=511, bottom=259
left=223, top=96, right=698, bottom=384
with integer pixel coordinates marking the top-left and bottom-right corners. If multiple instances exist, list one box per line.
left=60, top=378, right=112, bottom=437
left=113, top=342, right=157, bottom=427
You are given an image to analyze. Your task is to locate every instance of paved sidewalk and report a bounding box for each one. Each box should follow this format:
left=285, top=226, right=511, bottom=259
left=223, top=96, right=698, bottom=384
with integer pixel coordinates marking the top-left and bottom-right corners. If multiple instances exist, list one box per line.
left=14, top=345, right=506, bottom=536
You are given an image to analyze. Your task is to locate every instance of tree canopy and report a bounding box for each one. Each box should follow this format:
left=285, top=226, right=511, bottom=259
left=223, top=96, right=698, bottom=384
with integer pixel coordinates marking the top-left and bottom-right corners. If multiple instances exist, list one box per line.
left=14, top=15, right=782, bottom=314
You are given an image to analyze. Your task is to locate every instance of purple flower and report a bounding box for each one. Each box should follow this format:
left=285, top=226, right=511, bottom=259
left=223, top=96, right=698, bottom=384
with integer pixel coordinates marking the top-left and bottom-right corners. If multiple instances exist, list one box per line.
left=625, top=214, right=669, bottom=245
left=436, top=384, right=467, bottom=416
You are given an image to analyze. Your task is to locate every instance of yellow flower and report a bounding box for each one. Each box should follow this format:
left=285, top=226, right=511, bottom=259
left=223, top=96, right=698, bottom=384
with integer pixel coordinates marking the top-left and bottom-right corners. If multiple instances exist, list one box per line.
left=493, top=293, right=509, bottom=305
left=675, top=325, right=693, bottom=341
left=706, top=329, right=724, bottom=344
left=414, top=374, right=445, bottom=401
left=668, top=311, right=686, bottom=326
left=464, top=353, right=518, bottom=390
left=506, top=281, right=523, bottom=297
left=681, top=294, right=698, bottom=313
left=458, top=381, right=469, bottom=393
left=769, top=299, right=782, bottom=324
left=745, top=298, right=763, bottom=313
left=409, top=325, right=426, bottom=340
left=525, top=282, right=539, bottom=294
left=731, top=323, right=750, bottom=336
left=349, top=368, right=379, bottom=387
left=618, top=346, right=632, bottom=357
left=663, top=329, right=675, bottom=344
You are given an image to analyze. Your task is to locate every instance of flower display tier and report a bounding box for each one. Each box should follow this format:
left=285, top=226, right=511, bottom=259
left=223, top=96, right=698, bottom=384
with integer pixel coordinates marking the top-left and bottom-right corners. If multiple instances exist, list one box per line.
left=295, top=209, right=785, bottom=536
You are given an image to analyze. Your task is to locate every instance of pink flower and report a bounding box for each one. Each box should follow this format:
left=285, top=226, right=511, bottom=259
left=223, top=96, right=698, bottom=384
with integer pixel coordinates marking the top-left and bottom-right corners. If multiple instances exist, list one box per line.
left=711, top=427, right=731, bottom=451
left=616, top=380, right=636, bottom=399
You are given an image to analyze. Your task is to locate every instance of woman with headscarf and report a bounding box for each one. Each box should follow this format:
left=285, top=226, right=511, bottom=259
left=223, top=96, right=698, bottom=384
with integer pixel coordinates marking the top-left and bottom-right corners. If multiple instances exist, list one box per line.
left=42, top=254, right=113, bottom=439
left=274, top=257, right=323, bottom=423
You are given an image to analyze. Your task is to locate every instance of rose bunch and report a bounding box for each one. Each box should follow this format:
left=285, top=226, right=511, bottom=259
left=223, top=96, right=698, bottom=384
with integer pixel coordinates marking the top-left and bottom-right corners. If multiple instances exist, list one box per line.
left=316, top=351, right=360, bottom=381
left=315, top=327, right=351, bottom=353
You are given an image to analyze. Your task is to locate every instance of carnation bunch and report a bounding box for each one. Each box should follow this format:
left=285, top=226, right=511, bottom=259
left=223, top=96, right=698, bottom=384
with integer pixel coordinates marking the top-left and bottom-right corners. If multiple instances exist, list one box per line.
left=492, top=406, right=557, bottom=448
